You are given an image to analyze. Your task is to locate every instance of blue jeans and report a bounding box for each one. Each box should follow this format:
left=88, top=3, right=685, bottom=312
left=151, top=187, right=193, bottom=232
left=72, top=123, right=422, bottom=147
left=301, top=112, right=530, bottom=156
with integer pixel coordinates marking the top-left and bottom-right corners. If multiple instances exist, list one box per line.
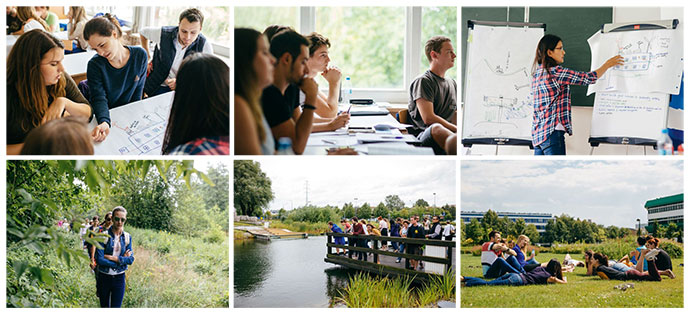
left=396, top=243, right=405, bottom=262
left=97, top=272, right=125, bottom=308
left=534, top=130, right=566, bottom=155
left=464, top=272, right=525, bottom=287
left=526, top=258, right=540, bottom=265
left=484, top=256, right=524, bottom=279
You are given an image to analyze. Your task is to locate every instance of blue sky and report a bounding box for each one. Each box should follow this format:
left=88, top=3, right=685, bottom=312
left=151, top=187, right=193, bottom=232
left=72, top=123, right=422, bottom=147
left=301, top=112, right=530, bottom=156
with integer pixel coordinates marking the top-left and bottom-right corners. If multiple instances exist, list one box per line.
left=255, top=158, right=456, bottom=211
left=461, top=160, right=683, bottom=228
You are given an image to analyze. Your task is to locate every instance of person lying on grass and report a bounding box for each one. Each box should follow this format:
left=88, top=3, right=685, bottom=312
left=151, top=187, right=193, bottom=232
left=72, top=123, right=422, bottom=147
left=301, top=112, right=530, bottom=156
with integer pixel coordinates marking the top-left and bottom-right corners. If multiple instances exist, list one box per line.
left=584, top=250, right=636, bottom=275
left=461, top=258, right=567, bottom=287
left=637, top=237, right=674, bottom=277
left=587, top=250, right=674, bottom=281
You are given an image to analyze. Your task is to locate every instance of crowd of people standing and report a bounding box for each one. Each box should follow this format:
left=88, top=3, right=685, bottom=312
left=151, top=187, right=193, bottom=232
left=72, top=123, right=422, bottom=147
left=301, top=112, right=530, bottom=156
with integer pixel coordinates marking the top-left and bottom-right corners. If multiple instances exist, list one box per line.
left=327, top=215, right=455, bottom=271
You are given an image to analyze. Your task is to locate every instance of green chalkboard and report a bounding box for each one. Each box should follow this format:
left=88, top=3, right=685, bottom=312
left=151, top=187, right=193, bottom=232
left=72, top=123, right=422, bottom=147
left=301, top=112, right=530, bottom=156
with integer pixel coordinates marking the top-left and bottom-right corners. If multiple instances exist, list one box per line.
left=529, top=7, right=613, bottom=107
left=461, top=7, right=613, bottom=107
left=461, top=7, right=526, bottom=101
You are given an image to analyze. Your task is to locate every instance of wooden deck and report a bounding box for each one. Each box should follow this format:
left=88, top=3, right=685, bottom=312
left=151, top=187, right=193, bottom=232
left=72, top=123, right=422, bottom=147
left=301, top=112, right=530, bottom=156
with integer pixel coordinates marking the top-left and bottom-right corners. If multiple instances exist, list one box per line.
left=235, top=226, right=308, bottom=240
left=324, top=233, right=455, bottom=283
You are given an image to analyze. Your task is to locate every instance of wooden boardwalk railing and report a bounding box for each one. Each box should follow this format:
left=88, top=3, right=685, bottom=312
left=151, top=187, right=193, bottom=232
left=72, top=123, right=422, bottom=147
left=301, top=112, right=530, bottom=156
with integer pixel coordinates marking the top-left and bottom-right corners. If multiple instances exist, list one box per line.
left=324, top=232, right=455, bottom=283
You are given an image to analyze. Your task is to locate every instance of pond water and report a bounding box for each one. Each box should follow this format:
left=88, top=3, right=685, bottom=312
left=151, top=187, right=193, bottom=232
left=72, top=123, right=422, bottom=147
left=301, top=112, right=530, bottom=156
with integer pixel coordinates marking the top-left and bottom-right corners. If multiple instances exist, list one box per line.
left=234, top=236, right=357, bottom=307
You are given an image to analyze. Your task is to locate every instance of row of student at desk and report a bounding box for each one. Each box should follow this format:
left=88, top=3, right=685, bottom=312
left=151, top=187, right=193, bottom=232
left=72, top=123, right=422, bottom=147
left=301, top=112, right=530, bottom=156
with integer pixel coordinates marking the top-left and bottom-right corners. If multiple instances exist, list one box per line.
left=7, top=8, right=229, bottom=155
left=234, top=26, right=457, bottom=155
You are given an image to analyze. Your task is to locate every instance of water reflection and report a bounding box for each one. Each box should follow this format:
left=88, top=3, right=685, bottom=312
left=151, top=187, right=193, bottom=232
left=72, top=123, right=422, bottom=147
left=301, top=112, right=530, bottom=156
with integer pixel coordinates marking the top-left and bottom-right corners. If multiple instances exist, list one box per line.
left=234, top=236, right=355, bottom=308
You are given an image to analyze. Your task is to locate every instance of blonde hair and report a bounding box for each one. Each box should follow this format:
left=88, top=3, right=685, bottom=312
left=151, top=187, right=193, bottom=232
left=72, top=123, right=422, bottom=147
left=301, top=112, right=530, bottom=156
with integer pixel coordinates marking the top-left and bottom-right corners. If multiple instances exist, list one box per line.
left=16, top=6, right=49, bottom=31
left=68, top=6, right=87, bottom=36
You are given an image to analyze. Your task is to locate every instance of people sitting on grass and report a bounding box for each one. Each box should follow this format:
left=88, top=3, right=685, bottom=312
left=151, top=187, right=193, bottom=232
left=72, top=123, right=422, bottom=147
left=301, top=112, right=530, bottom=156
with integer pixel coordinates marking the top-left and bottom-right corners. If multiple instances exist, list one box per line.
left=638, top=237, right=674, bottom=278
left=481, top=230, right=525, bottom=278
left=617, top=236, right=651, bottom=269
left=587, top=249, right=674, bottom=281
left=462, top=258, right=567, bottom=287
left=514, top=234, right=540, bottom=272
left=328, top=221, right=345, bottom=255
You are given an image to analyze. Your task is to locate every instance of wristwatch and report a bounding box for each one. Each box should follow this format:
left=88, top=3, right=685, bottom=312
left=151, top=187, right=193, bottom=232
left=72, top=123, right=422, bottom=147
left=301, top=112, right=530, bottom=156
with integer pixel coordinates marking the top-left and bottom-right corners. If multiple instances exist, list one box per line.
left=302, top=103, right=316, bottom=110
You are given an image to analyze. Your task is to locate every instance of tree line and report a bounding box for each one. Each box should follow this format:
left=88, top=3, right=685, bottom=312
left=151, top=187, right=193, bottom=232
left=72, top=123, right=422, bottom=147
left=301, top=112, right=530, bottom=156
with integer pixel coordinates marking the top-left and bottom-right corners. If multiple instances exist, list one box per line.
left=462, top=210, right=637, bottom=244
left=234, top=160, right=455, bottom=221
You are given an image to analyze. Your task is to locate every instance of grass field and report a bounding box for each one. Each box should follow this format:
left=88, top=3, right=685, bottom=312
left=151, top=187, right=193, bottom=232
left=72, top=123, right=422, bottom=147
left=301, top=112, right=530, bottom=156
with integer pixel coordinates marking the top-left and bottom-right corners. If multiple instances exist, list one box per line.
left=460, top=253, right=683, bottom=308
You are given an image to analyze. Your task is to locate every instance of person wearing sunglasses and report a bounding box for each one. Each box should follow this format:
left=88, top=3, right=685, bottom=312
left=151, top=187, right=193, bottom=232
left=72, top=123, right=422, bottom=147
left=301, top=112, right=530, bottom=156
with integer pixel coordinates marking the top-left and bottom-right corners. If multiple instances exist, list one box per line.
left=94, top=206, right=134, bottom=307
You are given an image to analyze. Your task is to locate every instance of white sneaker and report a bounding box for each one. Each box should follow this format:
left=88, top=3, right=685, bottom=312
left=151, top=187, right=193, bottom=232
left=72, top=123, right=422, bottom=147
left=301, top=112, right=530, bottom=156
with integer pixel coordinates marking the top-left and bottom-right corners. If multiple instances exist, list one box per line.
left=645, top=249, right=660, bottom=261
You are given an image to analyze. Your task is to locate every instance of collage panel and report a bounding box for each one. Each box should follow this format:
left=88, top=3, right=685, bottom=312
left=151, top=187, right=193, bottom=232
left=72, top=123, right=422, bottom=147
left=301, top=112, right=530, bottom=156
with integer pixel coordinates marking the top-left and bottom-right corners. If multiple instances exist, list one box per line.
left=460, top=160, right=684, bottom=307
left=6, top=6, right=229, bottom=156
left=6, top=160, right=230, bottom=308
left=460, top=6, right=683, bottom=155
left=233, top=158, right=457, bottom=307
left=234, top=5, right=458, bottom=155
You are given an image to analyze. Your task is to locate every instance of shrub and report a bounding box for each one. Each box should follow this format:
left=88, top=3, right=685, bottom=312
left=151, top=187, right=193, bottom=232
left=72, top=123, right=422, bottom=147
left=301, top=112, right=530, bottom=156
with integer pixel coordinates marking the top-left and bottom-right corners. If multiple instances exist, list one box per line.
left=660, top=241, right=683, bottom=258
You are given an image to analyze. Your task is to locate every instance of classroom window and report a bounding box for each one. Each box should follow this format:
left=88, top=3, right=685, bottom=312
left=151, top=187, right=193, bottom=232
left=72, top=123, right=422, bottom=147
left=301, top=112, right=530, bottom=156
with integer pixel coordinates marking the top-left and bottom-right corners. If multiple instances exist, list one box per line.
left=314, top=7, right=405, bottom=89
left=234, top=7, right=300, bottom=34
left=234, top=7, right=457, bottom=102
left=85, top=6, right=134, bottom=25
left=420, top=6, right=457, bottom=80
left=150, top=7, right=230, bottom=46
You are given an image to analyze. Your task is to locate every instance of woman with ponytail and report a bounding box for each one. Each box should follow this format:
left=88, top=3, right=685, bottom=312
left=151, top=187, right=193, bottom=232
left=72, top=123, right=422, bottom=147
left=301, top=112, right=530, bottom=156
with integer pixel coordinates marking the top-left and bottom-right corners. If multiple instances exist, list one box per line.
left=84, top=14, right=147, bottom=143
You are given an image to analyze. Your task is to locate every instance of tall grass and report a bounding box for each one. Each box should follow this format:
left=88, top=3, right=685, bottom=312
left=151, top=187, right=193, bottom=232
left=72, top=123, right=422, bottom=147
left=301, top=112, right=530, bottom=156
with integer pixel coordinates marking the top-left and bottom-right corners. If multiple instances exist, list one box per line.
left=7, top=226, right=228, bottom=308
left=337, top=270, right=455, bottom=308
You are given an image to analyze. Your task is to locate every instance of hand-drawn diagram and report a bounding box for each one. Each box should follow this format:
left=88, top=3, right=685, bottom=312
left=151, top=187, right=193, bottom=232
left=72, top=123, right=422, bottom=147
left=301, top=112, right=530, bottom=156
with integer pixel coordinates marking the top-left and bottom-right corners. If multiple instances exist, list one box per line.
left=92, top=92, right=174, bottom=155
left=111, top=111, right=168, bottom=155
left=587, top=29, right=683, bottom=95
left=463, top=25, right=543, bottom=141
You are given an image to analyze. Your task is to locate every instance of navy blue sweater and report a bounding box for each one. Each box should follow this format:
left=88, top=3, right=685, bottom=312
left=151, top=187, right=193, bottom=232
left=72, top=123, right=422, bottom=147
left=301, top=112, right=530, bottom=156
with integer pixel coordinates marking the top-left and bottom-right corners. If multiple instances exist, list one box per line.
left=87, top=46, right=147, bottom=125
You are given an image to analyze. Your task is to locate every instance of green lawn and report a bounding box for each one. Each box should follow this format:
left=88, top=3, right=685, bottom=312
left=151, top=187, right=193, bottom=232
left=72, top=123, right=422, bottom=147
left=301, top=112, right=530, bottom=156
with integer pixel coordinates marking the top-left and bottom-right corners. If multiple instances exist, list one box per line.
left=461, top=253, right=683, bottom=308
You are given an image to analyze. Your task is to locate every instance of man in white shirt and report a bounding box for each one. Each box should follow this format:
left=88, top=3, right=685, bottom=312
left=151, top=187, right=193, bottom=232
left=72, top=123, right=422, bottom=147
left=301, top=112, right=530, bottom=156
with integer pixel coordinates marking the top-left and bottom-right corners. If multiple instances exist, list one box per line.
left=140, top=8, right=213, bottom=97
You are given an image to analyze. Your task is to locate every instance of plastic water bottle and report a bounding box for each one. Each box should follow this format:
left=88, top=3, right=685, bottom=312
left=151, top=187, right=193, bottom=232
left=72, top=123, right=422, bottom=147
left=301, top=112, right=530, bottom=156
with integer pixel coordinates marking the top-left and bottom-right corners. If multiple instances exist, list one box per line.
left=657, top=129, right=673, bottom=155
left=276, top=137, right=294, bottom=155
left=341, top=76, right=352, bottom=105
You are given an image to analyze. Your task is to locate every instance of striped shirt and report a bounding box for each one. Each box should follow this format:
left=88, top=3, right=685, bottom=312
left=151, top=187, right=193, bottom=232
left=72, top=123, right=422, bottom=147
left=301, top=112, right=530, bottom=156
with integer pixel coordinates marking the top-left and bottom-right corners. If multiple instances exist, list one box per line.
left=531, top=65, right=597, bottom=146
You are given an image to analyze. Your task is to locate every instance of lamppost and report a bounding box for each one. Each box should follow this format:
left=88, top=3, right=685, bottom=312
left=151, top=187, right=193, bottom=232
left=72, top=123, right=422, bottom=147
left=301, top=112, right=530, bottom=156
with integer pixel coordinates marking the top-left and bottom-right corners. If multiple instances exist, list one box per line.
left=637, top=218, right=641, bottom=236
left=433, top=192, right=437, bottom=216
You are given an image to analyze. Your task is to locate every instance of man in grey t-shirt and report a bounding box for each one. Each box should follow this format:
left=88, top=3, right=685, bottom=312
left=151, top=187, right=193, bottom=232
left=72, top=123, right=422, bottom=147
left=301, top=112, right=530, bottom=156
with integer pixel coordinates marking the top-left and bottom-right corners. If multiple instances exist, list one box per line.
left=408, top=36, right=457, bottom=154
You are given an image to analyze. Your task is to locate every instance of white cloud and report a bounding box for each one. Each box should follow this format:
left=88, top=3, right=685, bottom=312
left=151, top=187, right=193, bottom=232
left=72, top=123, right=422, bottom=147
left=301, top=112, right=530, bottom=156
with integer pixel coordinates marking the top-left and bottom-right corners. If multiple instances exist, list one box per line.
left=461, top=160, right=683, bottom=227
left=255, top=158, right=456, bottom=211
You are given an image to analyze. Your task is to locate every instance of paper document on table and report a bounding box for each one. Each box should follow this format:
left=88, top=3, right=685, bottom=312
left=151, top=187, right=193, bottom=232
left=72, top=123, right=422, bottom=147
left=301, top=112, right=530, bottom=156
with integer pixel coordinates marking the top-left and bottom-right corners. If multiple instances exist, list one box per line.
left=587, top=28, right=683, bottom=95
left=362, top=142, right=434, bottom=155
left=92, top=92, right=174, bottom=155
left=355, top=133, right=419, bottom=143
left=348, top=115, right=410, bottom=129
left=306, top=135, right=358, bottom=147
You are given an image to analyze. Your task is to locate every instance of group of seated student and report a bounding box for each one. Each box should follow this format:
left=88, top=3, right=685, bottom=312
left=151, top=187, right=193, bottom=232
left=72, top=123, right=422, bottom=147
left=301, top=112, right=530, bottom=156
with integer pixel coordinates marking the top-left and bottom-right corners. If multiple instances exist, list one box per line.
left=235, top=25, right=458, bottom=155
left=6, top=8, right=228, bottom=155
left=461, top=229, right=568, bottom=287
left=585, top=236, right=675, bottom=281
left=8, top=6, right=94, bottom=53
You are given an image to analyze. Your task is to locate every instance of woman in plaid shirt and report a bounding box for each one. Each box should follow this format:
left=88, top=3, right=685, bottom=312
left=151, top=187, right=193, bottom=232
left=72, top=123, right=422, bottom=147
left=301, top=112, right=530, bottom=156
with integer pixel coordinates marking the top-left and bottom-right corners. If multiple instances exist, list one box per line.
left=531, top=34, right=623, bottom=155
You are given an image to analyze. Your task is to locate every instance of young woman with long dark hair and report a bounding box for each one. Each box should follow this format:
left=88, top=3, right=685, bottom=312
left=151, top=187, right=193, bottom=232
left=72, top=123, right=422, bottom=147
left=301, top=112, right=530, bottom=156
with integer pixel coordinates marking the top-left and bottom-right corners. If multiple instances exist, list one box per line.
left=531, top=34, right=623, bottom=155
left=6, top=29, right=92, bottom=154
left=234, top=27, right=276, bottom=155
left=161, top=53, right=229, bottom=155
